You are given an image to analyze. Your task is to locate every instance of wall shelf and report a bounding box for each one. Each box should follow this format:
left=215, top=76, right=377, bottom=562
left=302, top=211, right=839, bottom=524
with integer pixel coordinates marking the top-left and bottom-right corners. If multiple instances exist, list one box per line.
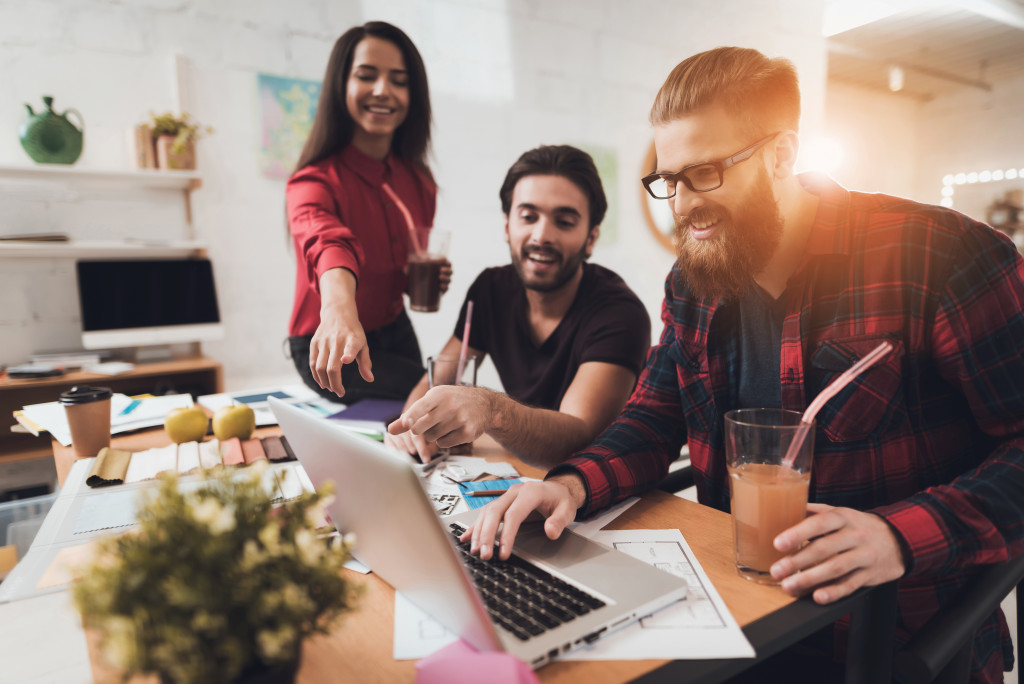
left=0, top=164, right=201, bottom=191
left=0, top=240, right=206, bottom=259
left=0, top=164, right=203, bottom=242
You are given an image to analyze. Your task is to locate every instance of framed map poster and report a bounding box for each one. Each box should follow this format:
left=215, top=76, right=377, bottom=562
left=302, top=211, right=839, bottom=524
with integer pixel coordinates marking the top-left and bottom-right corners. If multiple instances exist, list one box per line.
left=258, top=73, right=322, bottom=179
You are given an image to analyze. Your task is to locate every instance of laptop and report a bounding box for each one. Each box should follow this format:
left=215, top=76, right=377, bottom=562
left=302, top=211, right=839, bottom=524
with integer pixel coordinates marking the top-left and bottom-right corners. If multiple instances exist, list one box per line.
left=269, top=396, right=688, bottom=668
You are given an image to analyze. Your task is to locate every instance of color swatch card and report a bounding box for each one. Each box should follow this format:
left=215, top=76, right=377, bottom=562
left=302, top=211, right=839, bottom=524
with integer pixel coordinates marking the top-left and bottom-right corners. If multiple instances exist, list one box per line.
left=459, top=479, right=522, bottom=510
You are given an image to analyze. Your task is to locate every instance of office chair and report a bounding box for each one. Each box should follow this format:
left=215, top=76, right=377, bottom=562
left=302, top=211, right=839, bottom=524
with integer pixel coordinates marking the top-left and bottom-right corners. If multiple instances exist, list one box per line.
left=656, top=446, right=695, bottom=495
left=656, top=464, right=695, bottom=494
left=894, top=553, right=1024, bottom=683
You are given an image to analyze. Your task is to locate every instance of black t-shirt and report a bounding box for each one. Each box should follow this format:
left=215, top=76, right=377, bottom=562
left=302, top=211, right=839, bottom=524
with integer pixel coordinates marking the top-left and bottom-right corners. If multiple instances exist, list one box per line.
left=737, top=283, right=786, bottom=408
left=453, top=263, right=651, bottom=410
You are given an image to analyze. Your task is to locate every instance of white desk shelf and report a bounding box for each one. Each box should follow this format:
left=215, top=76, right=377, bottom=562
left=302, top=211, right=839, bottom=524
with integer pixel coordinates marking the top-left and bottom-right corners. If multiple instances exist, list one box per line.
left=0, top=240, right=206, bottom=259
left=0, top=164, right=201, bottom=191
left=0, top=164, right=203, bottom=245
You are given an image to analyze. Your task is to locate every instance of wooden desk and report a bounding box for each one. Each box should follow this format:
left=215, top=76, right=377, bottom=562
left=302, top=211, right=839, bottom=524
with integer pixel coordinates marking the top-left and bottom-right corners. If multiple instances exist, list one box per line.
left=2, top=357, right=223, bottom=474
left=54, top=430, right=895, bottom=683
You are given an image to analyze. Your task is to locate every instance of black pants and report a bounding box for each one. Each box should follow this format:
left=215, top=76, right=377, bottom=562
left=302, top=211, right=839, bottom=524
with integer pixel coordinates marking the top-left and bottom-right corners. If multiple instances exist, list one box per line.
left=288, top=310, right=425, bottom=405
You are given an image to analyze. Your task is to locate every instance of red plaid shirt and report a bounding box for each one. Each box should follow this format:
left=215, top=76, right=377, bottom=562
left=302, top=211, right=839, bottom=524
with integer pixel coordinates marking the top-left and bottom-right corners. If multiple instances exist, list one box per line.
left=550, top=174, right=1024, bottom=682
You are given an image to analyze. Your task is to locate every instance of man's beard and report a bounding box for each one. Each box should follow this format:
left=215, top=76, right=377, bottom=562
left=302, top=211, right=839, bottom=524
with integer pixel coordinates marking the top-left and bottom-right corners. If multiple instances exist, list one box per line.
left=511, top=240, right=590, bottom=293
left=673, top=170, right=783, bottom=300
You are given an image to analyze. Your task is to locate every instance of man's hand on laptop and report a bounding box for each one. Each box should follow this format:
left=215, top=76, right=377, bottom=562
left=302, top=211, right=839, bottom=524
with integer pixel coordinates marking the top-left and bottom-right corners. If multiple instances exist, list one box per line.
left=461, top=475, right=587, bottom=561
left=387, top=386, right=493, bottom=461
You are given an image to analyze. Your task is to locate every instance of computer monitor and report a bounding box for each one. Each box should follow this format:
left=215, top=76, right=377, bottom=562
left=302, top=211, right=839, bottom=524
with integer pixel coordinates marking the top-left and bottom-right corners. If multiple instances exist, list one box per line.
left=76, top=258, right=225, bottom=350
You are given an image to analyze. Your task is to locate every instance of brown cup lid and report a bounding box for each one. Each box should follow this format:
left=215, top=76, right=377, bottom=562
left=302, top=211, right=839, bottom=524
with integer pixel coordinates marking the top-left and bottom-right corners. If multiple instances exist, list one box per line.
left=59, top=385, right=113, bottom=405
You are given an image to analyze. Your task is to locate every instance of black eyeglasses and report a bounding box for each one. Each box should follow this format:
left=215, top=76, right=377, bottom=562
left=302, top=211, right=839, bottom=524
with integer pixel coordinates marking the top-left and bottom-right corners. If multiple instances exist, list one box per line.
left=641, top=132, right=779, bottom=199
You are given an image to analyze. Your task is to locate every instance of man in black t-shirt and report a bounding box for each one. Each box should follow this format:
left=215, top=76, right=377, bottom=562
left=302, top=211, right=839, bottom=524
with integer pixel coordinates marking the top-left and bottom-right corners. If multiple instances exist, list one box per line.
left=386, top=145, right=650, bottom=468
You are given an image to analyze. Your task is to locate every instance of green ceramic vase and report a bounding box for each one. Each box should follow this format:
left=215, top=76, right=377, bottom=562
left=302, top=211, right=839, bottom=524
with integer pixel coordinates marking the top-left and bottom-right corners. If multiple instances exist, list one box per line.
left=19, top=95, right=84, bottom=165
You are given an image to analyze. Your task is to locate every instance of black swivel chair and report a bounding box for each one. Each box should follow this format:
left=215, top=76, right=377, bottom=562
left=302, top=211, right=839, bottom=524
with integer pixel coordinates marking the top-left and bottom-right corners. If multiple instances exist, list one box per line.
left=894, top=553, right=1024, bottom=683
left=656, top=463, right=695, bottom=494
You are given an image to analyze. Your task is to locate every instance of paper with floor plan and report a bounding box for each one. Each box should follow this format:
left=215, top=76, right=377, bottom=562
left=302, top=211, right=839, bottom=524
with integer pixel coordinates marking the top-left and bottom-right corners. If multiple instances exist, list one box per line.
left=560, top=529, right=754, bottom=660
left=394, top=591, right=459, bottom=659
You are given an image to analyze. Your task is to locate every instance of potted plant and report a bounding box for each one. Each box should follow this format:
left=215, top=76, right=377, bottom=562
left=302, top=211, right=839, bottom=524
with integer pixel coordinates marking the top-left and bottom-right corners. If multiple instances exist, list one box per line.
left=72, top=461, right=358, bottom=684
left=148, top=111, right=212, bottom=170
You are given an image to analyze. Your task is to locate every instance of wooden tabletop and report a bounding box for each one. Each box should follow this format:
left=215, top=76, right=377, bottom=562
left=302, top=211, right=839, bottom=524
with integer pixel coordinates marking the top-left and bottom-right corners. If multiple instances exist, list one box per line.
left=56, top=428, right=801, bottom=684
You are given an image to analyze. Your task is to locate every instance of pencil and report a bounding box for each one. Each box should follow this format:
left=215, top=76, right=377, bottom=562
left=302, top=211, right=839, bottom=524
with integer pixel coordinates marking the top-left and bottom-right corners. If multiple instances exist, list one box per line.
left=467, top=489, right=508, bottom=498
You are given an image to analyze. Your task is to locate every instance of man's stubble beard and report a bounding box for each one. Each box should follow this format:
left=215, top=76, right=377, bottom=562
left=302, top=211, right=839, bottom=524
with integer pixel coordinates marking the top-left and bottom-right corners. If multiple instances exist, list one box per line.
left=511, top=238, right=591, bottom=294
left=673, top=169, right=783, bottom=300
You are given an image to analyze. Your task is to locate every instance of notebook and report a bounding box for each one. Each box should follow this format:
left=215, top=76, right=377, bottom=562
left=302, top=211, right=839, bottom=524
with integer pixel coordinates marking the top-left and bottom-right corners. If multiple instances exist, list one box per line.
left=269, top=397, right=688, bottom=669
left=326, top=398, right=405, bottom=439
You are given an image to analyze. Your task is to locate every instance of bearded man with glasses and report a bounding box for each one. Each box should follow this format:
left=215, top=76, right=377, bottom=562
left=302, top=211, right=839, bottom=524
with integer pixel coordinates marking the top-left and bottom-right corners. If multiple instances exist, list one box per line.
left=467, top=46, right=1024, bottom=684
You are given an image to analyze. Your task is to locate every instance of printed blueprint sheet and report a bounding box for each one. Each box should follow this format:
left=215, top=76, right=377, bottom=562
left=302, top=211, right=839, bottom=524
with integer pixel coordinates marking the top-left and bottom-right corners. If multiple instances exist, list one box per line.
left=561, top=529, right=754, bottom=660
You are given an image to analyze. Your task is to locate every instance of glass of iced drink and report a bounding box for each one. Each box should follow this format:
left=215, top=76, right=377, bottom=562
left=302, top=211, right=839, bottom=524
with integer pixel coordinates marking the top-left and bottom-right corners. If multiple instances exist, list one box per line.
left=408, top=230, right=450, bottom=313
left=427, top=355, right=478, bottom=455
left=724, top=408, right=814, bottom=585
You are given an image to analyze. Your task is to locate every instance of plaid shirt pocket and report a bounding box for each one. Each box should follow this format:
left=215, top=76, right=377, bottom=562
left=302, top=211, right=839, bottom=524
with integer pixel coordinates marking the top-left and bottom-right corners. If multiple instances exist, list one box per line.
left=809, top=335, right=908, bottom=442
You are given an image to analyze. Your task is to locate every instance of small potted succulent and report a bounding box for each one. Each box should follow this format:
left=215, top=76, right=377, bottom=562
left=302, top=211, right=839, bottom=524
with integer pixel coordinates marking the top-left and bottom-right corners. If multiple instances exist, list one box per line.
left=148, top=111, right=212, bottom=170
left=72, top=462, right=357, bottom=684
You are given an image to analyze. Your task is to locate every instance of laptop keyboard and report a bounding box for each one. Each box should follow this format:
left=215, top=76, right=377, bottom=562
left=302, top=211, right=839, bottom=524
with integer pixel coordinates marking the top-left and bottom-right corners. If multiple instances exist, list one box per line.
left=449, top=523, right=606, bottom=641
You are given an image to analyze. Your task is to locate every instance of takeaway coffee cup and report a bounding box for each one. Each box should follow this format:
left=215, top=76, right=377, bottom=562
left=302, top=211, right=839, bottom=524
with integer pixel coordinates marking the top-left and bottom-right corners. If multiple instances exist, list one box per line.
left=60, top=385, right=113, bottom=460
left=408, top=231, right=450, bottom=313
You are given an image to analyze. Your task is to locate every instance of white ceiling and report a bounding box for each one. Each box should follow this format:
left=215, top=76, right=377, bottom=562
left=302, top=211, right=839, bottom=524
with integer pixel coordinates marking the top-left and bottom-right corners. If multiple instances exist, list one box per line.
left=826, top=0, right=1024, bottom=100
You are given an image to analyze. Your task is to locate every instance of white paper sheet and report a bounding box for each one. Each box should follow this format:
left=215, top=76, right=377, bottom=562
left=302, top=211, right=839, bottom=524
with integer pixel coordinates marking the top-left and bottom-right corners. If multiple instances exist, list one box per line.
left=71, top=489, right=144, bottom=535
left=393, top=591, right=458, bottom=659
left=560, top=529, right=754, bottom=660
left=197, top=383, right=330, bottom=426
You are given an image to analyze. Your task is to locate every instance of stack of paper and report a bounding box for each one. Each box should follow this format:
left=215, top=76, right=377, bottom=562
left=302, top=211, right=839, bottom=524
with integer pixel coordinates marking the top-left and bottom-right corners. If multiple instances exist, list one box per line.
left=17, top=393, right=194, bottom=446
left=197, top=384, right=337, bottom=427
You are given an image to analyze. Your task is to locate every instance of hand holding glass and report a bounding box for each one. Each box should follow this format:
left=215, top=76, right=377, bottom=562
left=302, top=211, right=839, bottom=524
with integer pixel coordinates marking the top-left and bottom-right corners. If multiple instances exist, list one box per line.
left=725, top=408, right=814, bottom=585
left=427, top=354, right=478, bottom=454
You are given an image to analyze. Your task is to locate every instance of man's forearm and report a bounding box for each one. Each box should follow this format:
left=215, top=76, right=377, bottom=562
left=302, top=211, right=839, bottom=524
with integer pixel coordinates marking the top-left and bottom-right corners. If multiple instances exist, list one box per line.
left=486, top=391, right=596, bottom=469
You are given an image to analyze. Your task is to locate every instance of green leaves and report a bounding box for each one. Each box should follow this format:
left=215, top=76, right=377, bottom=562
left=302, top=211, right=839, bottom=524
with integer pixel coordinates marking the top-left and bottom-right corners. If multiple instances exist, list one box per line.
left=73, top=464, right=358, bottom=683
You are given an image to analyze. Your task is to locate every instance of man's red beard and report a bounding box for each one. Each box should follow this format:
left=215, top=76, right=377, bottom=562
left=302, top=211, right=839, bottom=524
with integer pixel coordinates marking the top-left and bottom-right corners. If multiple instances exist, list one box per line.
left=673, top=170, right=783, bottom=300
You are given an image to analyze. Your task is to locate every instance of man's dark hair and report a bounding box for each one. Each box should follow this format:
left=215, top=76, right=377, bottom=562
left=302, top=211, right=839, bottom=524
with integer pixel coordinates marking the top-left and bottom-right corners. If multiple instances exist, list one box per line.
left=498, top=145, right=608, bottom=230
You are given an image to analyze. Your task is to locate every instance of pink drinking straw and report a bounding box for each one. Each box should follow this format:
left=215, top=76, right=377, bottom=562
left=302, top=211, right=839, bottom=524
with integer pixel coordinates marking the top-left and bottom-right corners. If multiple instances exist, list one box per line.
left=381, top=182, right=424, bottom=257
left=455, top=300, right=474, bottom=385
left=781, top=340, right=894, bottom=469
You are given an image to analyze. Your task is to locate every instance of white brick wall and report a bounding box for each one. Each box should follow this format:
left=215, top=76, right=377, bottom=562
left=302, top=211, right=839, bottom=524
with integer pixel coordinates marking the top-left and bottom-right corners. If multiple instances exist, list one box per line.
left=0, top=0, right=826, bottom=391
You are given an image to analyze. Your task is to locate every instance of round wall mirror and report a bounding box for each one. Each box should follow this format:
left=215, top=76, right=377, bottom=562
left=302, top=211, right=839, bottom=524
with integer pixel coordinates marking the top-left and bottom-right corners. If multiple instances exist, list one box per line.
left=641, top=141, right=677, bottom=253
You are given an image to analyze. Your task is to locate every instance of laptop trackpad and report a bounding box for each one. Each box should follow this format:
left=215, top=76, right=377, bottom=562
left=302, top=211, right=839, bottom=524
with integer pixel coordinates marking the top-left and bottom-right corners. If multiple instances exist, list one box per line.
left=514, top=523, right=608, bottom=569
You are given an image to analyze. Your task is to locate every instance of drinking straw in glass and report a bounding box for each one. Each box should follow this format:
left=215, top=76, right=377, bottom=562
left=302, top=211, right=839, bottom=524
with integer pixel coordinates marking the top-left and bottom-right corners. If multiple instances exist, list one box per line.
left=781, top=340, right=894, bottom=469
left=455, top=300, right=474, bottom=384
left=381, top=182, right=423, bottom=256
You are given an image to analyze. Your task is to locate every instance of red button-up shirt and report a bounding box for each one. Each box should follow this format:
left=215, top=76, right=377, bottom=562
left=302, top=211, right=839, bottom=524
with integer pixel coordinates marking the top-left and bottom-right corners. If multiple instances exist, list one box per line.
left=286, top=145, right=436, bottom=336
left=550, top=174, right=1024, bottom=682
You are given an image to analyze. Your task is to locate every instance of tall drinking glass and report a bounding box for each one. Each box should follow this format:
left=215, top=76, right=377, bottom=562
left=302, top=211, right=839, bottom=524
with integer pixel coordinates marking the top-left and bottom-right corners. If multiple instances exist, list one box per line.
left=427, top=355, right=478, bottom=455
left=725, top=408, right=814, bottom=584
left=408, top=231, right=450, bottom=313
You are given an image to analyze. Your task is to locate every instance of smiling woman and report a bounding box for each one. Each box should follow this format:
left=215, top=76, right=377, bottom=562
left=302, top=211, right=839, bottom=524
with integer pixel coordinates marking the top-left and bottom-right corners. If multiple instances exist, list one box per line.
left=285, top=21, right=452, bottom=405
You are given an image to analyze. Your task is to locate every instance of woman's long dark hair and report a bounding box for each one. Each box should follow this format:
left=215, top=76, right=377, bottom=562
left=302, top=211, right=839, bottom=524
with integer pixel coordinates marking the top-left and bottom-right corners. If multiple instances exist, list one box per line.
left=293, top=21, right=433, bottom=181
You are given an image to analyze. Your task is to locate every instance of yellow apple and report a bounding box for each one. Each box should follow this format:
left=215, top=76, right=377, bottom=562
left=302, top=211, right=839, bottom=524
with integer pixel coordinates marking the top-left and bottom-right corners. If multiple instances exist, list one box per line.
left=212, top=404, right=256, bottom=441
left=164, top=406, right=209, bottom=444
